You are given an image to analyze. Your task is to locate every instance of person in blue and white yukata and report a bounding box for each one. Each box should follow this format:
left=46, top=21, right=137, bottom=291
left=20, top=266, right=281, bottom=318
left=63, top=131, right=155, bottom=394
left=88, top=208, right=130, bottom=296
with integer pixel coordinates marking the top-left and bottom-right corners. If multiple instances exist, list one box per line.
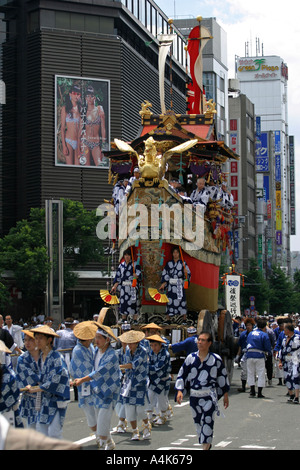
left=236, top=317, right=255, bottom=393
left=0, top=340, right=24, bottom=428
left=169, top=326, right=198, bottom=356
left=118, top=329, right=151, bottom=441
left=159, top=246, right=191, bottom=324
left=146, top=334, right=172, bottom=425
left=175, top=331, right=229, bottom=450
left=69, top=321, right=97, bottom=434
left=111, top=248, right=142, bottom=324
left=246, top=317, right=271, bottom=398
left=278, top=323, right=300, bottom=404
left=16, top=330, right=40, bottom=429
left=72, top=324, right=120, bottom=450
left=29, top=325, right=70, bottom=439
left=113, top=321, right=131, bottom=434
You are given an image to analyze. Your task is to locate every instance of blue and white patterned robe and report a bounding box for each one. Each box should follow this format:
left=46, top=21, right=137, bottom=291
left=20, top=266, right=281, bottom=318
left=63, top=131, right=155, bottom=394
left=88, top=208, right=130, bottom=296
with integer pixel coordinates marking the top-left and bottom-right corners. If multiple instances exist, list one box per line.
left=89, top=345, right=121, bottom=409
left=69, top=342, right=95, bottom=408
left=175, top=352, right=229, bottom=445
left=120, top=343, right=149, bottom=406
left=161, top=259, right=191, bottom=317
left=278, top=334, right=300, bottom=390
left=148, top=347, right=171, bottom=395
left=0, top=363, right=23, bottom=427
left=37, top=350, right=70, bottom=427
left=16, top=351, right=40, bottom=426
left=113, top=261, right=142, bottom=317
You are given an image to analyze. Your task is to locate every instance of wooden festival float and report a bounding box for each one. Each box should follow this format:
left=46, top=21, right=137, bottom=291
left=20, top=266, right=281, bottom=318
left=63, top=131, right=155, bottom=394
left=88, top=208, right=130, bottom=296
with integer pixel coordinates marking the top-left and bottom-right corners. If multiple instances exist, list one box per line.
left=99, top=18, right=239, bottom=376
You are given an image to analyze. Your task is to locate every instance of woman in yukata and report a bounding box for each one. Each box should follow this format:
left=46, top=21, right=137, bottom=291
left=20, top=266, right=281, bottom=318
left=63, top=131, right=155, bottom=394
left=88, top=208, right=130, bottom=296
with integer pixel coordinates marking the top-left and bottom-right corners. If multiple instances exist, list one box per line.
left=72, top=324, right=120, bottom=451
left=118, top=329, right=151, bottom=442
left=28, top=325, right=70, bottom=440
left=60, top=84, right=82, bottom=165
left=159, top=246, right=191, bottom=324
left=69, top=321, right=97, bottom=434
left=16, top=330, right=40, bottom=429
left=111, top=248, right=142, bottom=324
left=0, top=340, right=23, bottom=428
left=146, top=334, right=172, bottom=425
left=278, top=323, right=300, bottom=404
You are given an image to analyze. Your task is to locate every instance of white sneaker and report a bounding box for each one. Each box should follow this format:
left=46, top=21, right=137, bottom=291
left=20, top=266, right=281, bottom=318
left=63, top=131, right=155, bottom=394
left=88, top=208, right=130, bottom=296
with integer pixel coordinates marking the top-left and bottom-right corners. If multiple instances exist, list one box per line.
left=105, top=438, right=116, bottom=450
left=131, top=429, right=140, bottom=441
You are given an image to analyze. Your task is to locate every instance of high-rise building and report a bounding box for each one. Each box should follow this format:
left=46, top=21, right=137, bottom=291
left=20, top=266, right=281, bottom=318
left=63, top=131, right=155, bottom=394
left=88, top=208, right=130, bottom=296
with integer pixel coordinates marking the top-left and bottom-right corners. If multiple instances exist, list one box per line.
left=228, top=86, right=257, bottom=273
left=236, top=55, right=292, bottom=274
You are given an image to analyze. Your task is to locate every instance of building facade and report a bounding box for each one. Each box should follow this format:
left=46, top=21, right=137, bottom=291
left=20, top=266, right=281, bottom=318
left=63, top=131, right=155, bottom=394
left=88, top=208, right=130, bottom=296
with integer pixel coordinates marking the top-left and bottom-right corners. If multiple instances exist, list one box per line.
left=236, top=55, right=292, bottom=274
left=228, top=89, right=257, bottom=273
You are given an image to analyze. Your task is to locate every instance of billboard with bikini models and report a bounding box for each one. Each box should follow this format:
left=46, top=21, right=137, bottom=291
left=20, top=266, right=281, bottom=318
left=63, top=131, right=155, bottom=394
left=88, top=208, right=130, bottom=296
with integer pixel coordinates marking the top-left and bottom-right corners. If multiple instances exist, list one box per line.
left=55, top=75, right=110, bottom=168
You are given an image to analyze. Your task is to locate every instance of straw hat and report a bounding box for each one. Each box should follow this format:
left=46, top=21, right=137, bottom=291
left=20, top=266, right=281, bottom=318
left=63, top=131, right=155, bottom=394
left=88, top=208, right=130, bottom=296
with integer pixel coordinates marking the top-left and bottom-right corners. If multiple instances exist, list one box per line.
left=118, top=330, right=145, bottom=344
left=74, top=321, right=98, bottom=340
left=31, top=325, right=60, bottom=337
left=0, top=340, right=12, bottom=354
left=93, top=322, right=118, bottom=342
left=141, top=322, right=163, bottom=330
left=146, top=334, right=166, bottom=343
left=22, top=329, right=35, bottom=339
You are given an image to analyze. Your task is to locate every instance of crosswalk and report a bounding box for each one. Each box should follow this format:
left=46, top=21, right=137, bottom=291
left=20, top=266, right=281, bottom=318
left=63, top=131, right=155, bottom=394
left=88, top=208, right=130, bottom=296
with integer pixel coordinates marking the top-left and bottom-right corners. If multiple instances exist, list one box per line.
left=158, top=434, right=277, bottom=450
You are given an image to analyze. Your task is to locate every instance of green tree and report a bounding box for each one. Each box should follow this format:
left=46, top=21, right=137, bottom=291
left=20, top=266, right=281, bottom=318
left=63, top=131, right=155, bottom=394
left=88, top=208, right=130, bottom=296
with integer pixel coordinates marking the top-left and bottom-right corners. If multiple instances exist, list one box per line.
left=62, top=199, right=105, bottom=289
left=0, top=208, right=51, bottom=300
left=0, top=199, right=105, bottom=301
left=240, top=258, right=270, bottom=314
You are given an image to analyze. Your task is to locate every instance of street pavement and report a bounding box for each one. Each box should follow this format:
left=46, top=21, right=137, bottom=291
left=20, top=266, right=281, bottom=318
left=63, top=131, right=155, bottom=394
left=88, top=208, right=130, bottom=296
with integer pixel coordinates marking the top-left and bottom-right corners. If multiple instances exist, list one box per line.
left=62, top=363, right=300, bottom=452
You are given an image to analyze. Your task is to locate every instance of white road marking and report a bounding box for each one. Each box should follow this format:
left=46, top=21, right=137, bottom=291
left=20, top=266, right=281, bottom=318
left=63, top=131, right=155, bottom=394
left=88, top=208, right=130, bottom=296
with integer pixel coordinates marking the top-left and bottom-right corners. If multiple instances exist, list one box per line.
left=240, top=444, right=276, bottom=450
left=214, top=440, right=232, bottom=448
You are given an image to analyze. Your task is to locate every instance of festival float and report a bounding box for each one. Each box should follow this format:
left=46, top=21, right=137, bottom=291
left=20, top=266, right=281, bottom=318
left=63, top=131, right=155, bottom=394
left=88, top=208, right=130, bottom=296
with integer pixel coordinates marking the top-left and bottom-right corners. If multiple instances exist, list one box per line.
left=100, top=18, right=240, bottom=376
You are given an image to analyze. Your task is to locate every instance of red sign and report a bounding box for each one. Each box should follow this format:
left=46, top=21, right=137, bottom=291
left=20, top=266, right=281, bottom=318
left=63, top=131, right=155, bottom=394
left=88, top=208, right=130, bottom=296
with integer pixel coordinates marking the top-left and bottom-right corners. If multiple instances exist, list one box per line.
left=231, top=175, right=238, bottom=187
left=231, top=162, right=238, bottom=173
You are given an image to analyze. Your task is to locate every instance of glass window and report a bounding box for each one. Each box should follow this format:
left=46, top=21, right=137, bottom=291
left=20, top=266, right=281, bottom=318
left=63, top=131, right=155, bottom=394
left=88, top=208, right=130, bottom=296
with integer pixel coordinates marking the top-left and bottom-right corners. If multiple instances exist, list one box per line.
left=99, top=17, right=114, bottom=34
left=28, top=10, right=39, bottom=32
left=151, top=5, right=156, bottom=36
left=55, top=11, right=71, bottom=30
left=157, top=13, right=163, bottom=35
left=70, top=13, right=84, bottom=32
left=84, top=15, right=100, bottom=33
left=139, top=0, right=146, bottom=26
left=146, top=0, right=151, bottom=33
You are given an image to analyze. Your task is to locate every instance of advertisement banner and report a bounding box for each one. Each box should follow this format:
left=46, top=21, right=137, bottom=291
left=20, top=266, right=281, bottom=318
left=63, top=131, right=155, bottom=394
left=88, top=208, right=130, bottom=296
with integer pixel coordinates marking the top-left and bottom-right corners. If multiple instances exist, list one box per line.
left=55, top=75, right=110, bottom=168
left=225, top=275, right=241, bottom=317
left=256, top=132, right=269, bottom=172
left=276, top=231, right=282, bottom=246
left=276, top=210, right=282, bottom=231
left=276, top=190, right=281, bottom=209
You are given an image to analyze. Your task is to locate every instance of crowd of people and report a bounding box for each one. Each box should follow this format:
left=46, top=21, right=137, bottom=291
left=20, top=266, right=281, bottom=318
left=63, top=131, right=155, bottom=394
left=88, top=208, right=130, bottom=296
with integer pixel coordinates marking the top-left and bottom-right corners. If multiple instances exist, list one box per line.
left=0, top=311, right=231, bottom=451
left=234, top=313, right=300, bottom=402
left=112, top=171, right=234, bottom=216
left=2, top=310, right=299, bottom=450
